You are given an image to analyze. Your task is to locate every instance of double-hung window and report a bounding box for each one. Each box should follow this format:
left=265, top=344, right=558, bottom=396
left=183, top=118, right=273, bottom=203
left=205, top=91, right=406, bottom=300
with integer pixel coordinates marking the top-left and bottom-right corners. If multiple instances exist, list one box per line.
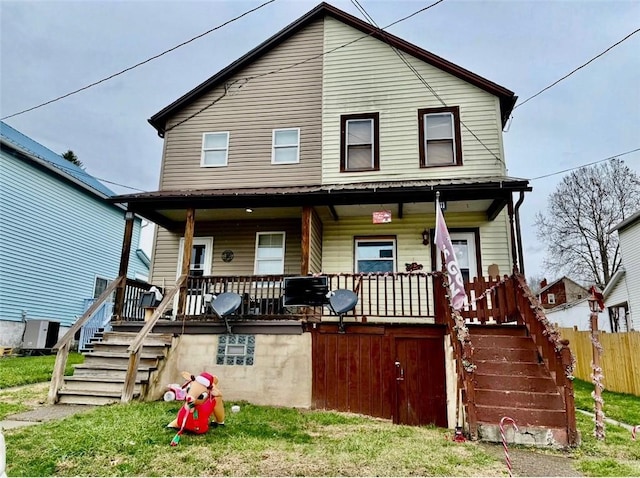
left=201, top=132, right=229, bottom=167
left=254, top=232, right=286, bottom=275
left=272, top=128, right=300, bottom=164
left=418, top=106, right=462, bottom=167
left=355, top=237, right=396, bottom=273
left=340, top=113, right=379, bottom=171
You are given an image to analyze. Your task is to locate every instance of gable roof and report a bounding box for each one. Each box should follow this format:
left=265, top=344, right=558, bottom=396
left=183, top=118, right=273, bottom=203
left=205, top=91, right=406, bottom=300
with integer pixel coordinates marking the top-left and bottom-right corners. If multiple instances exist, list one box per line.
left=538, top=276, right=588, bottom=296
left=148, top=2, right=517, bottom=137
left=0, top=121, right=115, bottom=198
left=609, top=210, right=640, bottom=234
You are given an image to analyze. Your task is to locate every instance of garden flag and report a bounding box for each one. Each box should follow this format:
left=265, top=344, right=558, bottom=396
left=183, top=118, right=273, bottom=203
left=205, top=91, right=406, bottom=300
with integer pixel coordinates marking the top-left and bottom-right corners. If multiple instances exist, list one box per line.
left=434, top=195, right=468, bottom=310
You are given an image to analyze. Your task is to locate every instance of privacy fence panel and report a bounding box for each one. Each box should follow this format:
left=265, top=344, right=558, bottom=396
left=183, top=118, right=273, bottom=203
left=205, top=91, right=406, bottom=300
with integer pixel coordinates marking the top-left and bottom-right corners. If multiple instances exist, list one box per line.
left=559, top=328, right=640, bottom=396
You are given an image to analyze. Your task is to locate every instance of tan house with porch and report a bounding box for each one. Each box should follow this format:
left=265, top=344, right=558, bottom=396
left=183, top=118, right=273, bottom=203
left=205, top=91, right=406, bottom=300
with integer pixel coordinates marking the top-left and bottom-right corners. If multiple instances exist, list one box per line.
left=48, top=3, right=578, bottom=447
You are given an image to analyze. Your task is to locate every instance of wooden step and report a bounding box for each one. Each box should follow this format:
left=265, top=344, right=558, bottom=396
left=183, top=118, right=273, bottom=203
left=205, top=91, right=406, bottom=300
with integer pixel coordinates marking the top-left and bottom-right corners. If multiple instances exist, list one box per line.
left=57, top=389, right=139, bottom=406
left=99, top=332, right=173, bottom=347
left=472, top=347, right=540, bottom=362
left=476, top=405, right=566, bottom=428
left=474, top=374, right=559, bottom=393
left=467, top=325, right=527, bottom=336
left=63, top=376, right=145, bottom=393
left=470, top=335, right=536, bottom=349
left=474, top=360, right=549, bottom=377
left=89, top=343, right=169, bottom=355
left=475, top=389, right=565, bottom=409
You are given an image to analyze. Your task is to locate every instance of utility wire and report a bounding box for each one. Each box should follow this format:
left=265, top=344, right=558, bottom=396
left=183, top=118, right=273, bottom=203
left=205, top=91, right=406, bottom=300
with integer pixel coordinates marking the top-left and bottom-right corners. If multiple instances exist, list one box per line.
left=350, top=0, right=504, bottom=163
left=46, top=158, right=147, bottom=192
left=529, top=147, right=640, bottom=181
left=514, top=27, right=640, bottom=110
left=1, top=0, right=276, bottom=121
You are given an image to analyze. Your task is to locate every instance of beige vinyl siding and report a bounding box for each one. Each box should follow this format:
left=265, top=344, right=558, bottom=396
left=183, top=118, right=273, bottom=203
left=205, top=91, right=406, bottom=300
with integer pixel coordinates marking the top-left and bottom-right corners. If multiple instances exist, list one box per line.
left=321, top=17, right=506, bottom=184
left=321, top=211, right=512, bottom=277
left=310, top=208, right=323, bottom=273
left=160, top=20, right=324, bottom=190
left=151, top=219, right=302, bottom=286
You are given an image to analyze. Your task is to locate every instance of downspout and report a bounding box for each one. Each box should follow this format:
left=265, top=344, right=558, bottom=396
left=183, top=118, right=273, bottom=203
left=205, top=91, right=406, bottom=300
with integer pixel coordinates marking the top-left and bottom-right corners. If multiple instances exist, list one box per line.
left=514, top=191, right=526, bottom=276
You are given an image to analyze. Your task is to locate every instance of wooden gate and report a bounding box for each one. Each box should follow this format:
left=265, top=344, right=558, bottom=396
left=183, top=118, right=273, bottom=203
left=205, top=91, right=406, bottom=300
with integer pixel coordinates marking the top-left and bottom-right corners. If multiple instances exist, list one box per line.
left=311, top=324, right=447, bottom=427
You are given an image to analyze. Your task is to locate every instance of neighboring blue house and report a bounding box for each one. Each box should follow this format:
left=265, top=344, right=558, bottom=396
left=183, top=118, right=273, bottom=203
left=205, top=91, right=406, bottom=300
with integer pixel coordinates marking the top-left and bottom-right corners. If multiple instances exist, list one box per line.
left=0, top=121, right=149, bottom=347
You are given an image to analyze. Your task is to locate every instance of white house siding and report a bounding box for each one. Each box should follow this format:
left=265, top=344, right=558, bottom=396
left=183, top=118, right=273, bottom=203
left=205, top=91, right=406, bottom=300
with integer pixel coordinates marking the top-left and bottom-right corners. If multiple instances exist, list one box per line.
left=615, top=222, right=640, bottom=330
left=547, top=300, right=612, bottom=333
left=151, top=219, right=302, bottom=286
left=321, top=17, right=506, bottom=184
left=159, top=20, right=324, bottom=191
left=0, top=152, right=146, bottom=341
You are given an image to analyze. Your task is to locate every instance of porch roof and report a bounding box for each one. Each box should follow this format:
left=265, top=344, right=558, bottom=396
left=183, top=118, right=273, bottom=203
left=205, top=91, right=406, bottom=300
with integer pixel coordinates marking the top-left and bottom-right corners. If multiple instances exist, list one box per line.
left=111, top=176, right=531, bottom=230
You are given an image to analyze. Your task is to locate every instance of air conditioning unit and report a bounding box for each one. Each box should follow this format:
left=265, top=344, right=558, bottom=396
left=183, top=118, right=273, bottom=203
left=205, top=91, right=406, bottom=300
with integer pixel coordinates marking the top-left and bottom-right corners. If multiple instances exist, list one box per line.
left=22, top=320, right=60, bottom=349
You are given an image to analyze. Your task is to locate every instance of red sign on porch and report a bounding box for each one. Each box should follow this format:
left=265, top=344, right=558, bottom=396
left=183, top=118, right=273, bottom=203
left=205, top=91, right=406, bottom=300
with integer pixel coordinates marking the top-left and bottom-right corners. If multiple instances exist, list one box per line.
left=372, top=210, right=392, bottom=224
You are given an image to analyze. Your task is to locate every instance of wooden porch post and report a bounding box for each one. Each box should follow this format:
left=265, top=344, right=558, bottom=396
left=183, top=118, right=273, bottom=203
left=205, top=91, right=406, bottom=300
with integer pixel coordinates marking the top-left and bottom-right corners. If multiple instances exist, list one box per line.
left=177, top=208, right=195, bottom=317
left=301, top=206, right=312, bottom=275
left=507, top=197, right=519, bottom=274
left=113, top=210, right=135, bottom=321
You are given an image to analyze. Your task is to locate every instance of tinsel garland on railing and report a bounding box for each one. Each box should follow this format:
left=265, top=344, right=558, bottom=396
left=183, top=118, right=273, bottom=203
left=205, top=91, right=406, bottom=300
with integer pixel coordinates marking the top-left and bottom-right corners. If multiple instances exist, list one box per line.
left=590, top=362, right=606, bottom=439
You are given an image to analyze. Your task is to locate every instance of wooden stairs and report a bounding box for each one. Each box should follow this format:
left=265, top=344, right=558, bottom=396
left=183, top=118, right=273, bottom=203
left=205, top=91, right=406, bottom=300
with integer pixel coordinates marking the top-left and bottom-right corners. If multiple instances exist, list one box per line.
left=469, top=324, right=572, bottom=447
left=57, top=331, right=173, bottom=405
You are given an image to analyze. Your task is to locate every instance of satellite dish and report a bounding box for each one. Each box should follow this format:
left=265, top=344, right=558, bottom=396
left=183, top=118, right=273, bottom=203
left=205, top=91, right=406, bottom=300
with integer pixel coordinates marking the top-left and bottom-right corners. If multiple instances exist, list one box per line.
left=211, top=292, right=242, bottom=334
left=328, top=289, right=358, bottom=333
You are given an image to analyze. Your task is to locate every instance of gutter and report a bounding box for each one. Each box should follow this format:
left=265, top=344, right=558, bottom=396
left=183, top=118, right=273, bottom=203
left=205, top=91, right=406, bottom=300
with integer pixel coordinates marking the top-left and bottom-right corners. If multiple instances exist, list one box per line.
left=514, top=191, right=526, bottom=275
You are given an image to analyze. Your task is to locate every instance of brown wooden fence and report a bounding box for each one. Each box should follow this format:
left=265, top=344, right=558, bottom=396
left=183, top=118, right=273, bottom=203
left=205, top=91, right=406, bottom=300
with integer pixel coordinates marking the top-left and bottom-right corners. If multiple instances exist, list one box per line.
left=558, top=328, right=640, bottom=396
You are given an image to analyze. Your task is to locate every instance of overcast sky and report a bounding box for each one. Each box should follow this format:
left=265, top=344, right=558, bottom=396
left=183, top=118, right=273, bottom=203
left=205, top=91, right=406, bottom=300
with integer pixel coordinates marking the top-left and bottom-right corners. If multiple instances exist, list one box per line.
left=1, top=0, right=639, bottom=281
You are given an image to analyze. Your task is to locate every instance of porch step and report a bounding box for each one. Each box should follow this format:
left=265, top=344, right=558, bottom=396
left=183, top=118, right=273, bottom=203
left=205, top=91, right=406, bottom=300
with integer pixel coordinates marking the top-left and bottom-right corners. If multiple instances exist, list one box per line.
left=54, top=331, right=172, bottom=406
left=466, top=327, right=572, bottom=446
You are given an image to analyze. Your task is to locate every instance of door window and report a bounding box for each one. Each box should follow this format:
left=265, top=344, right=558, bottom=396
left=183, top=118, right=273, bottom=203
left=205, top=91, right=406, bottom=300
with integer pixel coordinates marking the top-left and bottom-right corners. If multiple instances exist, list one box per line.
left=176, top=237, right=213, bottom=277
left=436, top=232, right=478, bottom=282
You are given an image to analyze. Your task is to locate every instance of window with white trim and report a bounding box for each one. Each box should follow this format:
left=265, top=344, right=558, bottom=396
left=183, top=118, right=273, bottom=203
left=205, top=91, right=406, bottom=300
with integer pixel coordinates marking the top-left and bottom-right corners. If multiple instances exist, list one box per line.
left=272, top=128, right=300, bottom=164
left=355, top=237, right=396, bottom=273
left=93, top=276, right=112, bottom=299
left=201, top=132, right=229, bottom=167
left=547, top=293, right=556, bottom=305
left=254, top=232, right=286, bottom=275
left=418, top=106, right=462, bottom=167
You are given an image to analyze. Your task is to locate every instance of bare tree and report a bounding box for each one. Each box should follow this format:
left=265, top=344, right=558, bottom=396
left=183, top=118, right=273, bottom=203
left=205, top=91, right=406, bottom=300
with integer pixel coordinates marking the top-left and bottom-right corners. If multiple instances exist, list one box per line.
left=526, top=274, right=546, bottom=295
left=535, top=159, right=640, bottom=288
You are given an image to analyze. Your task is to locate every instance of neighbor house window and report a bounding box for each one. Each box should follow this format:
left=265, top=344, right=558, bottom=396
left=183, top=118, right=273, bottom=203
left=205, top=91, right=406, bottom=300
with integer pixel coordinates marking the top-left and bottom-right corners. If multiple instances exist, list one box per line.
left=254, top=232, right=286, bottom=275
left=418, top=106, right=462, bottom=167
left=201, top=132, right=229, bottom=167
left=355, top=237, right=396, bottom=273
left=340, top=113, right=379, bottom=171
left=93, top=277, right=112, bottom=299
left=547, top=293, right=556, bottom=305
left=272, top=128, right=300, bottom=164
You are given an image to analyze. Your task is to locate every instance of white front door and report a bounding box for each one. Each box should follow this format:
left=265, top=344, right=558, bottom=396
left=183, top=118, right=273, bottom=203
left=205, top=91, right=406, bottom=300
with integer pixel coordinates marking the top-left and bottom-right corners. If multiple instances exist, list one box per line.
left=175, top=237, right=213, bottom=316
left=436, top=232, right=478, bottom=282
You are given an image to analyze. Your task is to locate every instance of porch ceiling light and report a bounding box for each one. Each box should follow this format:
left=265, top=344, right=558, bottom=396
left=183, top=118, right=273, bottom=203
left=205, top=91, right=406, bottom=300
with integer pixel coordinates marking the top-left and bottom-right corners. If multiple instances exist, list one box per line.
left=422, top=229, right=429, bottom=246
left=245, top=208, right=253, bottom=213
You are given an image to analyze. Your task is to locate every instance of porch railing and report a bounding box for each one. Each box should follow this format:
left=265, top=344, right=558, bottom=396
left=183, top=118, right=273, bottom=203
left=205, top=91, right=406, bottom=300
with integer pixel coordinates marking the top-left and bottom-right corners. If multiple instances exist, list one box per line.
left=120, top=278, right=154, bottom=322
left=78, top=299, right=113, bottom=352
left=181, top=273, right=436, bottom=320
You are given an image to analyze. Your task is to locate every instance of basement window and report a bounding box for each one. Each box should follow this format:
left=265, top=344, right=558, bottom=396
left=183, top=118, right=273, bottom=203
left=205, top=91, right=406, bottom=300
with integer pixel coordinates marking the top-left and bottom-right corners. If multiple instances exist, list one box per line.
left=217, top=334, right=255, bottom=366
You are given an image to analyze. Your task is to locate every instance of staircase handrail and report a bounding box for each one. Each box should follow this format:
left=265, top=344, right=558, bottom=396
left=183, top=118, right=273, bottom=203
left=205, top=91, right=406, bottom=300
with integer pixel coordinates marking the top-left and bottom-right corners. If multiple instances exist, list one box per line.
left=48, top=276, right=125, bottom=404
left=435, top=272, right=479, bottom=439
left=510, top=273, right=579, bottom=446
left=120, top=275, right=186, bottom=403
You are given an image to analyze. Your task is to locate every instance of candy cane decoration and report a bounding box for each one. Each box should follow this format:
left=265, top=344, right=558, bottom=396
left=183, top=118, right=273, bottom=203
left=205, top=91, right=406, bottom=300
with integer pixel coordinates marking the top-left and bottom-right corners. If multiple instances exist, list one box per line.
left=500, top=416, right=519, bottom=477
left=633, top=425, right=639, bottom=441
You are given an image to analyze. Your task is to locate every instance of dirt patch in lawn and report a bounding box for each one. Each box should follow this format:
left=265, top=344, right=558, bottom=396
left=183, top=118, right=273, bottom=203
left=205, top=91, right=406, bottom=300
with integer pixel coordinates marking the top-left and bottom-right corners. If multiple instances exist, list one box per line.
left=480, top=442, right=583, bottom=477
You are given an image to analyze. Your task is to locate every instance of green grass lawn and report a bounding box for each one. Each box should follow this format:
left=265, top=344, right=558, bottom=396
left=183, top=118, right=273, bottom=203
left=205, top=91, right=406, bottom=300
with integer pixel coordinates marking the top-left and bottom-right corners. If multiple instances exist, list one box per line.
left=0, top=352, right=84, bottom=389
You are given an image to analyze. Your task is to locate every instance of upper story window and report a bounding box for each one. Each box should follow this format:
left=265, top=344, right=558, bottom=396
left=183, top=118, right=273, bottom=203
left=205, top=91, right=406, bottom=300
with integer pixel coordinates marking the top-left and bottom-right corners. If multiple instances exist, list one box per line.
left=272, top=128, right=300, bottom=164
left=418, top=106, right=462, bottom=167
left=201, top=132, right=229, bottom=167
left=254, top=232, right=286, bottom=275
left=355, top=237, right=396, bottom=273
left=547, top=293, right=556, bottom=305
left=340, top=113, right=379, bottom=172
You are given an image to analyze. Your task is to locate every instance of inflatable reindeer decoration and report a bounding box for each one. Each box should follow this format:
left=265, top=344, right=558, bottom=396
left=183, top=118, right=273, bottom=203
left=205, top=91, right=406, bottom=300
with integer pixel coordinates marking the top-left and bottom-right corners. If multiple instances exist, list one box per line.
left=167, top=371, right=225, bottom=446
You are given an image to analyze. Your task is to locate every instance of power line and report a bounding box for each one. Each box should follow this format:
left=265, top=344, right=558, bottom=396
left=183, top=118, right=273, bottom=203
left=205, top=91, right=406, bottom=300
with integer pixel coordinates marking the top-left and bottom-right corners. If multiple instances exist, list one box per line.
left=514, top=27, right=640, bottom=110
left=529, top=147, right=640, bottom=181
left=46, top=158, right=147, bottom=192
left=350, top=0, right=504, bottom=164
left=0, top=0, right=276, bottom=121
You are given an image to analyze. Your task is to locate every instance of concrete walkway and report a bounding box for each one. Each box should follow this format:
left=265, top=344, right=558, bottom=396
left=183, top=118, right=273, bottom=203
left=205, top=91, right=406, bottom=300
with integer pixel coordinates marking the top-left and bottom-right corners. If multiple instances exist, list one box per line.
left=0, top=404, right=96, bottom=430
left=576, top=408, right=638, bottom=432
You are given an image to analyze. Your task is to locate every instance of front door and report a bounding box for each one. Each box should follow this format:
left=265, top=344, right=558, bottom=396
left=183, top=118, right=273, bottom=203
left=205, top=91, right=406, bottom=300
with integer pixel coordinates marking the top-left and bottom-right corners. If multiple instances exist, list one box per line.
left=175, top=237, right=213, bottom=315
left=394, top=337, right=447, bottom=427
left=435, top=231, right=478, bottom=282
